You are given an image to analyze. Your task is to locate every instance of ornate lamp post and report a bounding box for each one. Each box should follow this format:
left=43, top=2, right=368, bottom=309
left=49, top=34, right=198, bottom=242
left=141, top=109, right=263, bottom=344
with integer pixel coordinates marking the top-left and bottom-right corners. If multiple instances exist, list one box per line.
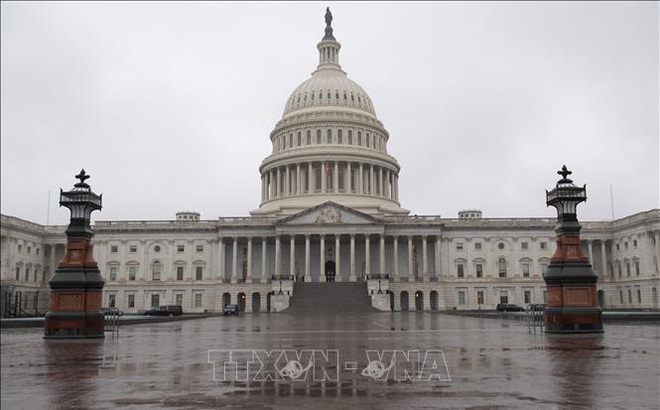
left=544, top=166, right=603, bottom=333
left=44, top=169, right=105, bottom=339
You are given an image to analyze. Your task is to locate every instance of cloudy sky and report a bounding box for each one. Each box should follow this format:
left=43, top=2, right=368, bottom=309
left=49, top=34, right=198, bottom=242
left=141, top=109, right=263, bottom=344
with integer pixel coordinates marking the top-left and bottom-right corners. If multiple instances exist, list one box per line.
left=1, top=2, right=658, bottom=226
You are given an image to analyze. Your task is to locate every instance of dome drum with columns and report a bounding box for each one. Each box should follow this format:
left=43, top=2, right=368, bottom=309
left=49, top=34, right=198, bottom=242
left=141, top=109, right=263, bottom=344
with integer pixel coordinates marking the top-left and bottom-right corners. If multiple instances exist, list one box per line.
left=252, top=9, right=408, bottom=217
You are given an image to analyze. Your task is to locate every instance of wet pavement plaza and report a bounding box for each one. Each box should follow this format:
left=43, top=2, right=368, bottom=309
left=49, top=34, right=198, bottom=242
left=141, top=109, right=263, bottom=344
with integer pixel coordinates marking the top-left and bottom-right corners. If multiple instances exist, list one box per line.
left=1, top=312, right=659, bottom=409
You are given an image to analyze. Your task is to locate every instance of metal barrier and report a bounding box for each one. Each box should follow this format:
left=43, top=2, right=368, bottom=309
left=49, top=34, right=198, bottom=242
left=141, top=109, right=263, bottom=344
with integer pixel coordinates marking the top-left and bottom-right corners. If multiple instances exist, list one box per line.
left=103, top=307, right=122, bottom=337
left=526, top=305, right=545, bottom=333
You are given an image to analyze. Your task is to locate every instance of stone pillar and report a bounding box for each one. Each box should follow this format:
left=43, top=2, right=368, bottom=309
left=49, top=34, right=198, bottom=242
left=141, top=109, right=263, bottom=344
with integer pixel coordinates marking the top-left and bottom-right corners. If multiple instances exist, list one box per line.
left=275, top=236, right=281, bottom=279
left=434, top=236, right=441, bottom=280
left=369, top=166, right=374, bottom=195
left=422, top=236, right=428, bottom=282
left=285, top=166, right=290, bottom=196
left=378, top=167, right=383, bottom=196
left=261, top=237, right=268, bottom=283
left=246, top=237, right=253, bottom=284
left=365, top=235, right=371, bottom=278
left=290, top=236, right=296, bottom=279
left=654, top=232, right=660, bottom=273
left=276, top=168, right=281, bottom=197
left=218, top=238, right=225, bottom=281
left=408, top=236, right=414, bottom=280
left=359, top=163, right=364, bottom=195
left=296, top=164, right=301, bottom=195
left=393, top=236, right=399, bottom=281
left=308, top=163, right=313, bottom=193
left=320, top=234, right=326, bottom=282
left=350, top=234, right=356, bottom=282
left=305, top=235, right=312, bottom=282
left=333, top=161, right=339, bottom=193
left=321, top=163, right=327, bottom=193
left=587, top=240, right=594, bottom=272
left=231, top=237, right=238, bottom=284
left=335, top=235, right=341, bottom=282
left=346, top=163, right=352, bottom=192
left=380, top=235, right=385, bottom=276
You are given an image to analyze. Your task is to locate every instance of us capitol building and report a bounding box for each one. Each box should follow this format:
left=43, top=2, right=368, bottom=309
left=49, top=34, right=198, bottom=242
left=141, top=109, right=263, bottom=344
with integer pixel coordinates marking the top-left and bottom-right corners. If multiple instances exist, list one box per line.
left=2, top=11, right=659, bottom=315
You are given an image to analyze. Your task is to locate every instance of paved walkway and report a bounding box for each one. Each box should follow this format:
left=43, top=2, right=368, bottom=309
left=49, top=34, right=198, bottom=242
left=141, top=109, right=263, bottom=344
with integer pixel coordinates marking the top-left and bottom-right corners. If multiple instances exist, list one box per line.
left=1, top=312, right=658, bottom=409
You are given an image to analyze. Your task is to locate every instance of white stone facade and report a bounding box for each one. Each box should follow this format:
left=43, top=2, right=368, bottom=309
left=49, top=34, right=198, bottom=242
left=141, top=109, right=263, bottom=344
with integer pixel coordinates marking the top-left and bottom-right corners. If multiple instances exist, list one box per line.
left=1, top=12, right=659, bottom=315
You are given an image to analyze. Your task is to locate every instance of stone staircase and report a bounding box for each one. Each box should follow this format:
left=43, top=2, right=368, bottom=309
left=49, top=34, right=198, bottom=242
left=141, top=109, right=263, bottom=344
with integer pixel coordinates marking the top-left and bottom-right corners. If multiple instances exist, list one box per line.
left=285, top=282, right=378, bottom=315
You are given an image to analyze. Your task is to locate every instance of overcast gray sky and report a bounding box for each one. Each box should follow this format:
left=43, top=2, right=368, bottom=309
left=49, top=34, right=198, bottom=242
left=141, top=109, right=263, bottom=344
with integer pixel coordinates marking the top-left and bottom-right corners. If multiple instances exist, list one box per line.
left=2, top=1, right=658, bottom=226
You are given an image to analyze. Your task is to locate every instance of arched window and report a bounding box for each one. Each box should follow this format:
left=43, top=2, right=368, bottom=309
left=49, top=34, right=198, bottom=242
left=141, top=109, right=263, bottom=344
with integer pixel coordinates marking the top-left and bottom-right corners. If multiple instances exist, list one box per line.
left=289, top=133, right=293, bottom=148
left=297, top=131, right=301, bottom=146
left=348, top=130, right=353, bottom=145
left=306, top=130, right=311, bottom=145
left=282, top=135, right=287, bottom=150
left=338, top=130, right=343, bottom=144
left=498, top=258, right=507, bottom=278
left=358, top=132, right=362, bottom=146
left=366, top=133, right=370, bottom=147
left=317, top=129, right=322, bottom=144
left=327, top=129, right=332, bottom=143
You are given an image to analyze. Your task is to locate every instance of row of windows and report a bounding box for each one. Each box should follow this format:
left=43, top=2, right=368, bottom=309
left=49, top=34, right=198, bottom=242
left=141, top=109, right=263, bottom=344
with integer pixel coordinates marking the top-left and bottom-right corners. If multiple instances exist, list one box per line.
left=15, top=244, right=40, bottom=255
left=14, top=265, right=46, bottom=283
left=615, top=239, right=639, bottom=251
left=274, top=128, right=386, bottom=153
left=109, top=244, right=205, bottom=254
left=457, top=289, right=545, bottom=305
left=107, top=292, right=204, bottom=309
left=614, top=260, right=641, bottom=278
left=288, top=89, right=372, bottom=111
left=107, top=262, right=205, bottom=281
left=619, top=288, right=644, bottom=304
left=455, top=259, right=549, bottom=278
left=455, top=241, right=548, bottom=251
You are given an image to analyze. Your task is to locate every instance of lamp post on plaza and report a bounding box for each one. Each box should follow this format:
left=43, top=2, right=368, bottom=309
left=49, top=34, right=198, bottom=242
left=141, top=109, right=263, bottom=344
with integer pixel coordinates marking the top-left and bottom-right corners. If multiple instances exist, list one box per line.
left=544, top=166, right=603, bottom=333
left=44, top=169, right=105, bottom=339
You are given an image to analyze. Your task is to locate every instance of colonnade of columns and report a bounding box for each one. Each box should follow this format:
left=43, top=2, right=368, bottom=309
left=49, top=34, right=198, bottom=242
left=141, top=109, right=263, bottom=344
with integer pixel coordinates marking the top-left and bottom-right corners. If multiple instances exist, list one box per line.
left=261, top=161, right=399, bottom=202
left=218, top=234, right=438, bottom=283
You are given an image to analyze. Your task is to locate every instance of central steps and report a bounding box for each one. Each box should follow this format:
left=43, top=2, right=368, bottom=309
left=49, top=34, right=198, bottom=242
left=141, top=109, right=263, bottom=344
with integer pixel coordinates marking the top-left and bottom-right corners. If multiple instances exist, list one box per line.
left=285, top=282, right=378, bottom=315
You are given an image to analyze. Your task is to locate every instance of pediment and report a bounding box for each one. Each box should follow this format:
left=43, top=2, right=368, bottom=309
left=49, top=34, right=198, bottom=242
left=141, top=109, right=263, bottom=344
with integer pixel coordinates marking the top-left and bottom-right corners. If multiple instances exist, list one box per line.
left=277, top=202, right=380, bottom=226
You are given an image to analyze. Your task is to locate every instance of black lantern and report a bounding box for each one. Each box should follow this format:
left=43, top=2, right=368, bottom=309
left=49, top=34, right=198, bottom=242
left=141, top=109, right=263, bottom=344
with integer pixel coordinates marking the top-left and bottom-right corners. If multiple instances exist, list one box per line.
left=59, top=169, right=102, bottom=237
left=546, top=165, right=587, bottom=228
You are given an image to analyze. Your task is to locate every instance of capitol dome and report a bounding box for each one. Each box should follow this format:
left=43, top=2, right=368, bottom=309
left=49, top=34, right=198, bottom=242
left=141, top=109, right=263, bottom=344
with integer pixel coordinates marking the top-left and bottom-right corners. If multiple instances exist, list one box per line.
left=252, top=9, right=408, bottom=217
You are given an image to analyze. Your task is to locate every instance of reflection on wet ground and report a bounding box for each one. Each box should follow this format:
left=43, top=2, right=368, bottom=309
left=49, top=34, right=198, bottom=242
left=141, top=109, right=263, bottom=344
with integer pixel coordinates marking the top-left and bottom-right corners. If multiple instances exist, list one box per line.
left=1, top=312, right=658, bottom=409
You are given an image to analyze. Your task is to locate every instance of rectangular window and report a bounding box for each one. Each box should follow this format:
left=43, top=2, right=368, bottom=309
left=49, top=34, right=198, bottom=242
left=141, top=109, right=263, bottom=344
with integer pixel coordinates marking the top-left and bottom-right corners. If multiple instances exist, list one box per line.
left=476, top=264, right=483, bottom=278
left=195, top=293, right=203, bottom=308
left=196, top=244, right=204, bottom=253
left=637, top=289, right=642, bottom=303
left=27, top=246, right=31, bottom=254
left=129, top=266, right=136, bottom=281
left=524, top=290, right=531, bottom=304
left=476, top=291, right=484, bottom=305
left=25, top=268, right=30, bottom=281
left=619, top=290, right=623, bottom=304
left=17, top=244, right=22, bottom=252
left=626, top=263, right=631, bottom=277
left=521, top=242, right=528, bottom=250
left=15, top=267, right=20, bottom=281
left=522, top=263, right=530, bottom=278
left=475, top=242, right=482, bottom=250
left=633, top=239, right=638, bottom=248
left=176, top=293, right=184, bottom=306
left=109, top=267, right=117, bottom=281
left=618, top=264, right=622, bottom=278
left=108, top=294, right=116, bottom=308
left=151, top=294, right=160, bottom=308
left=196, top=266, right=203, bottom=280
left=457, top=264, right=464, bottom=278
left=628, top=289, right=632, bottom=303
left=152, top=264, right=161, bottom=281
left=499, top=291, right=508, bottom=304
left=36, top=248, right=40, bottom=255
left=635, top=261, right=640, bottom=276
left=541, top=263, right=548, bottom=275
left=177, top=245, right=185, bottom=253
left=176, top=266, right=184, bottom=280
left=458, top=291, right=465, bottom=305
left=456, top=243, right=464, bottom=250
left=127, top=294, right=135, bottom=308
left=540, top=242, right=547, bottom=251
left=110, top=245, right=118, bottom=253
left=129, top=245, right=137, bottom=253
left=616, top=243, right=620, bottom=251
